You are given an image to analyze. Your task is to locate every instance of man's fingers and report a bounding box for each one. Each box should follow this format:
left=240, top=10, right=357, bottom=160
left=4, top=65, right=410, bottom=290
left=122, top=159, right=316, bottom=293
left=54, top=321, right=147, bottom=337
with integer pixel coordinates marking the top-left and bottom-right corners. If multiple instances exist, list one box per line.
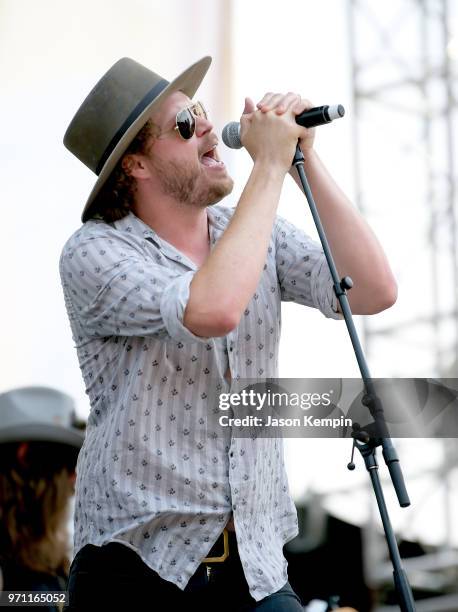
left=293, top=97, right=314, bottom=115
left=243, top=97, right=256, bottom=115
left=257, top=92, right=311, bottom=117
left=246, top=92, right=316, bottom=120
left=274, top=92, right=302, bottom=114
left=257, top=92, right=286, bottom=112
left=256, top=91, right=275, bottom=109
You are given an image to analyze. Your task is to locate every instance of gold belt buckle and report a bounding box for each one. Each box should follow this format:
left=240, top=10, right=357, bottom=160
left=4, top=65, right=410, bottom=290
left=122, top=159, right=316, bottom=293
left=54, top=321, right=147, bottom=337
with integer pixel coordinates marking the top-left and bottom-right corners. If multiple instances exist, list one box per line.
left=201, top=528, right=229, bottom=563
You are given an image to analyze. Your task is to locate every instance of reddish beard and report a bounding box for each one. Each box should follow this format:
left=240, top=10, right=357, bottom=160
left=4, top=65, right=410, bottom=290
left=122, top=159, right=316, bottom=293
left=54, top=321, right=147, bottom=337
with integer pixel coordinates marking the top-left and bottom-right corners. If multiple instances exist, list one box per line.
left=150, top=156, right=233, bottom=208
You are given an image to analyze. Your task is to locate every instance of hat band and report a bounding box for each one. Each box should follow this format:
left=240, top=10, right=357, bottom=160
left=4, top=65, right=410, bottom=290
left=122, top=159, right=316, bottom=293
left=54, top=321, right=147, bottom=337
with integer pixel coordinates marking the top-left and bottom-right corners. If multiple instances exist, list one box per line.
left=95, top=78, right=169, bottom=175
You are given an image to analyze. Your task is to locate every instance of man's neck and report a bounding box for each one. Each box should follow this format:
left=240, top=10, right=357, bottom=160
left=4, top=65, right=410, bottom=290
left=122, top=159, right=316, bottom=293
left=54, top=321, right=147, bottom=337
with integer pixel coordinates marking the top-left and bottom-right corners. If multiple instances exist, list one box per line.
left=134, top=196, right=211, bottom=264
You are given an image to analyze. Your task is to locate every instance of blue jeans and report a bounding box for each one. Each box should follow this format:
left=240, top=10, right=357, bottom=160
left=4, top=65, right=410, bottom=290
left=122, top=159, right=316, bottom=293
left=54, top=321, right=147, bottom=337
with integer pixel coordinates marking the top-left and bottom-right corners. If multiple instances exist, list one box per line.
left=248, top=582, right=304, bottom=611
left=64, top=536, right=304, bottom=611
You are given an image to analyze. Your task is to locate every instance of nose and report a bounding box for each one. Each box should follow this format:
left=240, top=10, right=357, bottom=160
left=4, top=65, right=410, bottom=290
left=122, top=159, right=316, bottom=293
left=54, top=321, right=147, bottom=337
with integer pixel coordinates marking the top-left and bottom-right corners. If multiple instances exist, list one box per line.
left=195, top=114, right=214, bottom=138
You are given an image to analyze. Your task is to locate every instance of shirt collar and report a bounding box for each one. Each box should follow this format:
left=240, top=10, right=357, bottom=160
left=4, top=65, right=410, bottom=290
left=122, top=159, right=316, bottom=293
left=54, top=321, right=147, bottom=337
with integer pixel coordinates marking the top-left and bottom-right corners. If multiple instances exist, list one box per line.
left=112, top=212, right=158, bottom=242
left=112, top=208, right=225, bottom=269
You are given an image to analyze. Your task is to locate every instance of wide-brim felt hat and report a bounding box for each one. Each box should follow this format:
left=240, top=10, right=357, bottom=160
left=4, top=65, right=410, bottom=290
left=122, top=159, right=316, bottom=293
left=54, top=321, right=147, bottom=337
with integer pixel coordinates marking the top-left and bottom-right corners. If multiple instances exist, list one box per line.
left=0, top=386, right=85, bottom=449
left=64, top=56, right=212, bottom=223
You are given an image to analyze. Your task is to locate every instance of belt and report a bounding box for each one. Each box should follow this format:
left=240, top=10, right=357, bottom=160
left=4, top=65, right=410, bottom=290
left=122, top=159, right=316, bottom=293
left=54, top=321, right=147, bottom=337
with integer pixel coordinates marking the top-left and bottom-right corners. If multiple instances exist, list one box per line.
left=201, top=528, right=230, bottom=564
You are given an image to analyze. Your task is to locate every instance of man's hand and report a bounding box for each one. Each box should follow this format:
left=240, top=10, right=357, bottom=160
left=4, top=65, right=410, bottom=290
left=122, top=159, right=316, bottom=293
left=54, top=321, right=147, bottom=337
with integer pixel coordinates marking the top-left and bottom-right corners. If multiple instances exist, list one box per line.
left=239, top=94, right=309, bottom=173
left=256, top=92, right=316, bottom=155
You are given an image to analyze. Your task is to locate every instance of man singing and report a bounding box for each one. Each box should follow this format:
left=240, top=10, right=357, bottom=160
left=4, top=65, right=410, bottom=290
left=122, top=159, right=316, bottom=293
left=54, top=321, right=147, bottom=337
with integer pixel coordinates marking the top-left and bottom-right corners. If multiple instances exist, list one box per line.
left=60, top=55, right=395, bottom=610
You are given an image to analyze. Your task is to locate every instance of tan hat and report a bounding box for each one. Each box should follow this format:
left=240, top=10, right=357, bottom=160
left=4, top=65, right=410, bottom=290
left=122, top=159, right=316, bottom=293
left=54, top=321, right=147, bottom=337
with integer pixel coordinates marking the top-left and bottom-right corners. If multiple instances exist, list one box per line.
left=0, top=386, right=85, bottom=449
left=64, top=56, right=212, bottom=223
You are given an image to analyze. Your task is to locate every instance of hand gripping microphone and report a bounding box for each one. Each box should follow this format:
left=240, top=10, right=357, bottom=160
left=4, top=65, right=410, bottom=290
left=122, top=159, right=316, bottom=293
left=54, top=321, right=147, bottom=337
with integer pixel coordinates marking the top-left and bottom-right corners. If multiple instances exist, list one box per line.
left=222, top=104, right=345, bottom=149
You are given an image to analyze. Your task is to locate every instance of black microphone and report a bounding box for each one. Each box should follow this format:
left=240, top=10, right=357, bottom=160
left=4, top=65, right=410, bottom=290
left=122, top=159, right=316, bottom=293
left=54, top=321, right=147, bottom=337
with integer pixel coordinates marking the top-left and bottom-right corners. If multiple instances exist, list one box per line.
left=222, top=104, right=345, bottom=149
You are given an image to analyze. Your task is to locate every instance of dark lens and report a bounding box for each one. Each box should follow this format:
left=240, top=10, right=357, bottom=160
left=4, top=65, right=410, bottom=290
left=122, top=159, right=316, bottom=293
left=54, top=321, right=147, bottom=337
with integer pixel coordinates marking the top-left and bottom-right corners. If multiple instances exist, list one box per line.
left=176, top=108, right=195, bottom=140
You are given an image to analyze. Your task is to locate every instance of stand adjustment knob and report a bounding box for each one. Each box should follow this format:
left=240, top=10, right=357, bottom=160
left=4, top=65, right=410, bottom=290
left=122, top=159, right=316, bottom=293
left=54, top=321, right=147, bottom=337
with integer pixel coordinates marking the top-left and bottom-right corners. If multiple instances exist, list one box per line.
left=347, top=439, right=357, bottom=471
left=340, top=276, right=353, bottom=291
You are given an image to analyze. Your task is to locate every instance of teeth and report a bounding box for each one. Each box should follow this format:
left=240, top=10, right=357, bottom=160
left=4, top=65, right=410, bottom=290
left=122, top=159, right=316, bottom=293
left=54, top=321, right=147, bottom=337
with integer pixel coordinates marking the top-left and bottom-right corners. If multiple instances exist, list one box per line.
left=200, top=143, right=219, bottom=163
left=202, top=144, right=217, bottom=157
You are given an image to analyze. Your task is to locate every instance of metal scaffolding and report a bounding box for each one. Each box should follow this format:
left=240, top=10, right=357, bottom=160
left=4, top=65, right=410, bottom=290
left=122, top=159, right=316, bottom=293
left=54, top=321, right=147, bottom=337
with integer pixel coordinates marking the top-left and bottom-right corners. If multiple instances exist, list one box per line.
left=347, top=0, right=458, bottom=378
left=346, top=1, right=458, bottom=609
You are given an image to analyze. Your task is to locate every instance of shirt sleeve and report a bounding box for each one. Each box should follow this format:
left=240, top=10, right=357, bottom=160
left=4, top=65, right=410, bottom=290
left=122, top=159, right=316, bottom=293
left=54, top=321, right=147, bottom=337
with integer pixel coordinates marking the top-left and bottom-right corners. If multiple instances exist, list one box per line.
left=59, top=229, right=210, bottom=344
left=274, top=215, right=343, bottom=320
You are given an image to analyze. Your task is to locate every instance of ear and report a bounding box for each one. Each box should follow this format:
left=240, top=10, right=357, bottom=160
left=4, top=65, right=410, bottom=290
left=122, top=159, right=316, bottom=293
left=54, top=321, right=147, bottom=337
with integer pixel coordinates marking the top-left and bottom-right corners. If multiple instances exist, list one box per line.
left=122, top=154, right=150, bottom=180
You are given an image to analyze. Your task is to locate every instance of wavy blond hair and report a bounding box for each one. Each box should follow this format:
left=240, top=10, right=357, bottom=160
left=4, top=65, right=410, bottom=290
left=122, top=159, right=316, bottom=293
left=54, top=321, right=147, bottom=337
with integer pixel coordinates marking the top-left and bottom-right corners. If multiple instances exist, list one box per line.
left=0, top=441, right=77, bottom=576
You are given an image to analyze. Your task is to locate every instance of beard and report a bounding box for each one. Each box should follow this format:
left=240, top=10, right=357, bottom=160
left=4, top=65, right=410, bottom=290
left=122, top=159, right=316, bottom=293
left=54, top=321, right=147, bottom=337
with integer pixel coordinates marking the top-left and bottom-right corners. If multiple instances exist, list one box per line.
left=150, top=156, right=234, bottom=208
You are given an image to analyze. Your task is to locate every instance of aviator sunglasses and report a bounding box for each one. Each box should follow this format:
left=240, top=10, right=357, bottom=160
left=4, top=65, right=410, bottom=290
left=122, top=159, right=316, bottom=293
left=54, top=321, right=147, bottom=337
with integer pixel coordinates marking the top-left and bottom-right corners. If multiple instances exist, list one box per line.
left=159, top=101, right=208, bottom=141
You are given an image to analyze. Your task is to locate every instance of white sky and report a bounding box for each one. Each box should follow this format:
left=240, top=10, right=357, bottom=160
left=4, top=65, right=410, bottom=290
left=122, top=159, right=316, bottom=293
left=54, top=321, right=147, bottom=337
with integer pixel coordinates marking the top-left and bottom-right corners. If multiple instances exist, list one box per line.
left=1, top=0, right=457, bottom=550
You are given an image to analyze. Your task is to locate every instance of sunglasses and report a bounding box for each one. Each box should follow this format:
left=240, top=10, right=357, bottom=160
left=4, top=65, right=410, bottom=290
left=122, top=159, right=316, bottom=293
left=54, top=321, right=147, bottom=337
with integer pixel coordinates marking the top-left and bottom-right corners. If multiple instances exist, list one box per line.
left=159, top=101, right=208, bottom=141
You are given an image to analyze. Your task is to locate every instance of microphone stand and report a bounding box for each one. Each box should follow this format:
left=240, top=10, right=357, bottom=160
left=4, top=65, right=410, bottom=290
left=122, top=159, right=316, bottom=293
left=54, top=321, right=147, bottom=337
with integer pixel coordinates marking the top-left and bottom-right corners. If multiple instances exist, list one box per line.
left=292, top=144, right=416, bottom=611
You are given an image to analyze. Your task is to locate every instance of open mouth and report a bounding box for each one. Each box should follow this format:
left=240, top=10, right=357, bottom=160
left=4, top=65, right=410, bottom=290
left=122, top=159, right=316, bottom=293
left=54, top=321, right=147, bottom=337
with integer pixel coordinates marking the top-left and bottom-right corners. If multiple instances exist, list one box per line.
left=200, top=144, right=225, bottom=168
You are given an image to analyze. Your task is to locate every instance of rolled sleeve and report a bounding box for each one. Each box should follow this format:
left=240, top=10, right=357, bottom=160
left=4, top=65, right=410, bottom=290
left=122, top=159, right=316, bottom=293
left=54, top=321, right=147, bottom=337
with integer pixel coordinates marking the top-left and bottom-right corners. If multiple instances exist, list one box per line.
left=309, top=256, right=343, bottom=320
left=274, top=215, right=343, bottom=320
left=160, top=270, right=210, bottom=344
left=59, top=229, right=211, bottom=342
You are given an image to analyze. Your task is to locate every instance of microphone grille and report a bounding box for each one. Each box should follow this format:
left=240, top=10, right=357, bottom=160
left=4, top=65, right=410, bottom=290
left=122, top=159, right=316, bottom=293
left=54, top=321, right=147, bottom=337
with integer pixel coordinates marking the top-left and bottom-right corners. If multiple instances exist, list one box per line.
left=222, top=122, right=242, bottom=149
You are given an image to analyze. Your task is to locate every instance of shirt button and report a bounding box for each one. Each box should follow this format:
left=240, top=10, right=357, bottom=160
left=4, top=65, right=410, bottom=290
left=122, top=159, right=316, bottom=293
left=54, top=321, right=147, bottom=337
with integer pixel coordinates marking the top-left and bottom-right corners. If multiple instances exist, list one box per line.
left=229, top=452, right=234, bottom=458
left=229, top=347, right=233, bottom=352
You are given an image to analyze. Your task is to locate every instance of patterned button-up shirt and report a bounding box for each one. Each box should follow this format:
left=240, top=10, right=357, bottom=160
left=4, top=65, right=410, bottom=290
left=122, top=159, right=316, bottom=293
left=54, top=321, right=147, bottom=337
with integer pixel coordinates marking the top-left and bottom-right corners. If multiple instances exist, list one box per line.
left=59, top=205, right=341, bottom=601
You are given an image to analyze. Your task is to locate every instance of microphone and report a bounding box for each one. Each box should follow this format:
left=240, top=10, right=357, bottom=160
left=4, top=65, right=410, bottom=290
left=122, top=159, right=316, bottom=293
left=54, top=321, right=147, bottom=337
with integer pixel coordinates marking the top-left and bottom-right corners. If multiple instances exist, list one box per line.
left=222, top=104, right=345, bottom=149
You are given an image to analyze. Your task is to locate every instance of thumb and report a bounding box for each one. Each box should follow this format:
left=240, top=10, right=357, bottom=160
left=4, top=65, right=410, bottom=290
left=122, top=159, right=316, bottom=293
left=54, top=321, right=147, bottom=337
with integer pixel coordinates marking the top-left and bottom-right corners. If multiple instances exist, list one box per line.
left=243, top=96, right=256, bottom=114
